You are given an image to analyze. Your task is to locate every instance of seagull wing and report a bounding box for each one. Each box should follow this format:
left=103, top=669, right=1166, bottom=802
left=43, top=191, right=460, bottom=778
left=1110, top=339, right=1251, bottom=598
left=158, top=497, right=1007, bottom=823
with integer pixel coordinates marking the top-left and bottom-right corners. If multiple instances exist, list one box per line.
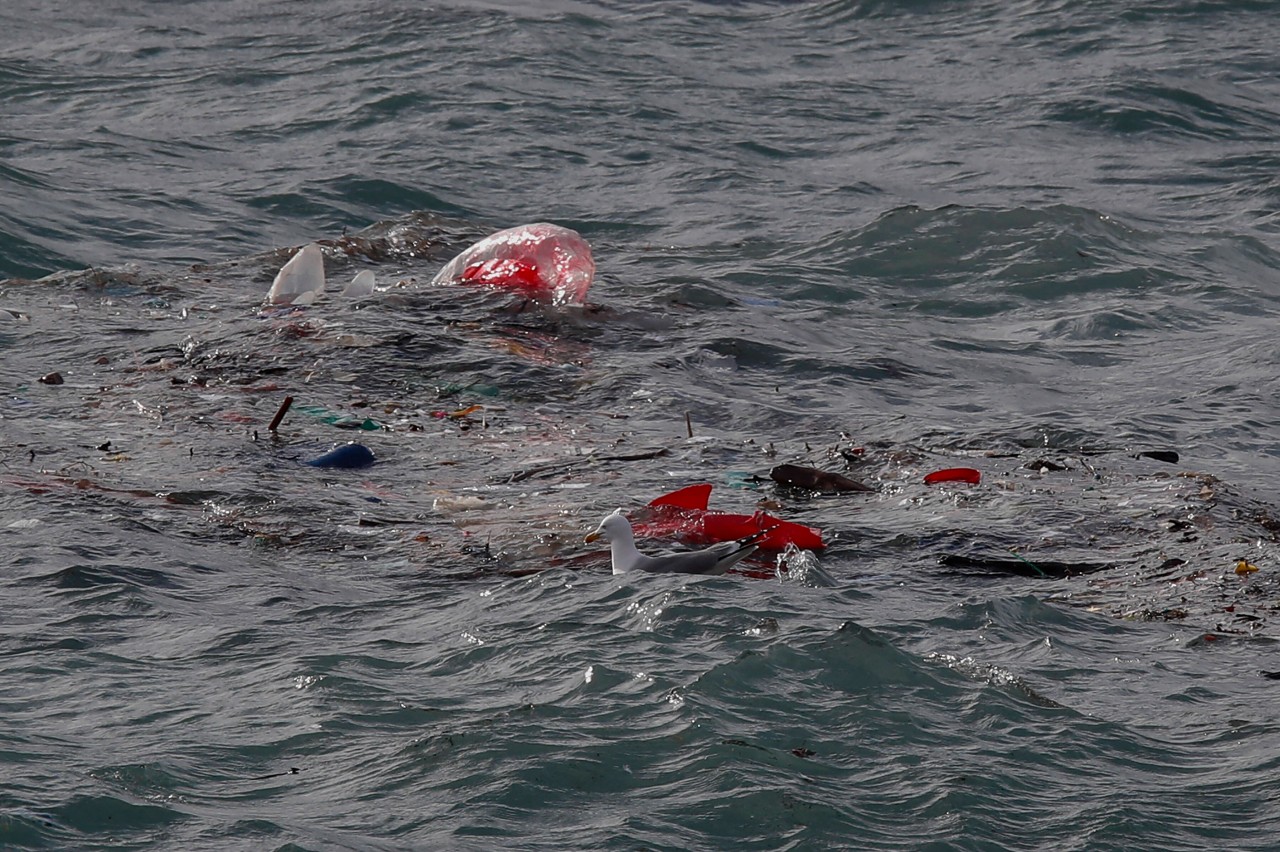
left=633, top=526, right=776, bottom=575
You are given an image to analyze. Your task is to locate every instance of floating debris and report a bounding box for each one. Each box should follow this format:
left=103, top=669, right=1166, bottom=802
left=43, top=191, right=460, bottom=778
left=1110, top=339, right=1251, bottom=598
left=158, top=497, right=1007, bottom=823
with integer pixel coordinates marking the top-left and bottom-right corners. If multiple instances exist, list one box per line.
left=266, top=243, right=326, bottom=306
left=1024, top=458, right=1068, bottom=472
left=939, top=553, right=1114, bottom=579
left=924, top=467, right=981, bottom=485
left=1136, top=450, right=1180, bottom=465
left=342, top=269, right=376, bottom=298
left=433, top=494, right=488, bottom=514
left=268, top=396, right=294, bottom=432
left=431, top=223, right=595, bottom=306
left=769, top=463, right=874, bottom=493
left=307, top=442, right=376, bottom=469
left=632, top=483, right=825, bottom=551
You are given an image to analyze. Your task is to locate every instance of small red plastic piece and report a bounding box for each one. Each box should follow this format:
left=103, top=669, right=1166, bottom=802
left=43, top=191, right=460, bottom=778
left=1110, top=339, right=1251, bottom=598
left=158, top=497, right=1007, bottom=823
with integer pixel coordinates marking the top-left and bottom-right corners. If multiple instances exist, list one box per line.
left=924, top=467, right=982, bottom=485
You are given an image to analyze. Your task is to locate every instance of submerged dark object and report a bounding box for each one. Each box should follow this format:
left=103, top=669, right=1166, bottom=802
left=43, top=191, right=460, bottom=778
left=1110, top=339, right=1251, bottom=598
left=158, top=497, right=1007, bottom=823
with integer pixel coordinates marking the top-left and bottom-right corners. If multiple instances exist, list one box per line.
left=1136, top=451, right=1180, bottom=465
left=1024, top=458, right=1068, bottom=472
left=939, top=553, right=1114, bottom=578
left=769, top=463, right=874, bottom=493
left=307, top=442, right=376, bottom=469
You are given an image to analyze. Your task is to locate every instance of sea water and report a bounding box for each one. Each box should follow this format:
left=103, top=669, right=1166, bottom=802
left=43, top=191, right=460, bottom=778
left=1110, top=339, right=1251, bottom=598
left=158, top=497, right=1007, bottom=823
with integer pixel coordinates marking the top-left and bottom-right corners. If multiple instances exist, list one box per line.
left=3, top=1, right=1280, bottom=849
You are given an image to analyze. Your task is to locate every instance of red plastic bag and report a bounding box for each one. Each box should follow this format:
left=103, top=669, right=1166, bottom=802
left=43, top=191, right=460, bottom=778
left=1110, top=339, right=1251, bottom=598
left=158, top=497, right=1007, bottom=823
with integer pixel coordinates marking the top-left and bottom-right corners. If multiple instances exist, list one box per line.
left=431, top=222, right=595, bottom=305
left=632, top=483, right=825, bottom=550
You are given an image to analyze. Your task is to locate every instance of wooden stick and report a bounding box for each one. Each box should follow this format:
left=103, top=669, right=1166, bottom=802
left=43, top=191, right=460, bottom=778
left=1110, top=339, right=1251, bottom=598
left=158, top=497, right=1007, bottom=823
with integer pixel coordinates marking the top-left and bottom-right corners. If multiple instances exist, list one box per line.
left=268, top=395, right=294, bottom=432
left=685, top=411, right=693, bottom=439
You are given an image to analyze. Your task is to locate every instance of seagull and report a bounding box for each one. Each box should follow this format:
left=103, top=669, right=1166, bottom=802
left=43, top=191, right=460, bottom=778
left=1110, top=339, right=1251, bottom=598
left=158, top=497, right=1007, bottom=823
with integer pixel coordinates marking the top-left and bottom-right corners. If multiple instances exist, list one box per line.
left=584, top=509, right=770, bottom=575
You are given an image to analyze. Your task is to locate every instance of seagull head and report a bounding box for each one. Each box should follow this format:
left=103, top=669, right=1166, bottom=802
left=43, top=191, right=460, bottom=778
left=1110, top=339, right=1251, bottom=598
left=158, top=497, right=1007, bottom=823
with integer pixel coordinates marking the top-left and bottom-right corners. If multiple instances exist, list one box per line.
left=584, top=509, right=631, bottom=544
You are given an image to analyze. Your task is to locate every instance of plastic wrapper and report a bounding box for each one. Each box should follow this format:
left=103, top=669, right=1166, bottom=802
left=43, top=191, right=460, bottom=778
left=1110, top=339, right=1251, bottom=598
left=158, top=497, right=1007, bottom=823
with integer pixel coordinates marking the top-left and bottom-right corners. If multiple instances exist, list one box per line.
left=431, top=223, right=594, bottom=305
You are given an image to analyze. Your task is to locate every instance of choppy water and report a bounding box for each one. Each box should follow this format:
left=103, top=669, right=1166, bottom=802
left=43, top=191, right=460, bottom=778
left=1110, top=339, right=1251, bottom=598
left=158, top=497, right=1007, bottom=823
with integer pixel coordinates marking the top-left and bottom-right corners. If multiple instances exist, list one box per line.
left=4, top=1, right=1280, bottom=849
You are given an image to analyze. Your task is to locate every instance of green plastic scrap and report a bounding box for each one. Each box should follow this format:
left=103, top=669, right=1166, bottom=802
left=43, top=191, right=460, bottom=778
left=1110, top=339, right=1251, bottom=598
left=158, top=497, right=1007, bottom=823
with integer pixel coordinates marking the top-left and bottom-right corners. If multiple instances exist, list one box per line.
left=297, top=405, right=381, bottom=431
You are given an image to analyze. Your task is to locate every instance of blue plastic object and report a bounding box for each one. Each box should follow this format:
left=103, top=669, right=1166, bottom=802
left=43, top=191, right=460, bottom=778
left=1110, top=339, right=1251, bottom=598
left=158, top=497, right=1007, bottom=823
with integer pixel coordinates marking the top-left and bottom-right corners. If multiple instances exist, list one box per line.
left=307, top=442, right=376, bottom=469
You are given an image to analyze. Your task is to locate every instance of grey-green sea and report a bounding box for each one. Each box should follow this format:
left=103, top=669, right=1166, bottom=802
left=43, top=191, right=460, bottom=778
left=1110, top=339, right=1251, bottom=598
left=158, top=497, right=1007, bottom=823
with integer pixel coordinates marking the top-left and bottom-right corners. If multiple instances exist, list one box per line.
left=3, top=1, right=1280, bottom=849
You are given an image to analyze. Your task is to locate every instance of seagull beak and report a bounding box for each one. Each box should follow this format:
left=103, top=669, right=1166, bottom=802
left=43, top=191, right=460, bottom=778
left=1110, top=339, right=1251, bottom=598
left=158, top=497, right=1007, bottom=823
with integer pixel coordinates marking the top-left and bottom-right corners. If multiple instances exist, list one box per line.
left=584, top=531, right=602, bottom=543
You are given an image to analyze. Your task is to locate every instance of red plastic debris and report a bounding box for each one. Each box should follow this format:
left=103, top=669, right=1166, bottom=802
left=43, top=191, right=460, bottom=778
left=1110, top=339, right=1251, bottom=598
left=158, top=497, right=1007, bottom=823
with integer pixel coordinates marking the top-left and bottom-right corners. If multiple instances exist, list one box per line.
left=703, top=510, right=825, bottom=551
left=431, top=222, right=595, bottom=305
left=631, top=483, right=825, bottom=550
left=923, top=467, right=981, bottom=485
left=648, top=483, right=712, bottom=511
left=461, top=258, right=543, bottom=289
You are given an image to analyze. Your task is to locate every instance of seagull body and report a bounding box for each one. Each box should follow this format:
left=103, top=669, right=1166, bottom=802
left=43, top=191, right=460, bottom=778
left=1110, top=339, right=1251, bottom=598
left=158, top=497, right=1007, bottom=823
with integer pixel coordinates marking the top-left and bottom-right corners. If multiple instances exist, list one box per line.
left=585, top=510, right=766, bottom=575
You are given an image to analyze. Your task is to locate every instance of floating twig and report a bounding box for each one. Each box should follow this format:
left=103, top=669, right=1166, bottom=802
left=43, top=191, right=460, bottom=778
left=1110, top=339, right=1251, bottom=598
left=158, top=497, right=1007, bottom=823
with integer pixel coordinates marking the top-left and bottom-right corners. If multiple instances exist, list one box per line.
left=268, top=395, right=294, bottom=432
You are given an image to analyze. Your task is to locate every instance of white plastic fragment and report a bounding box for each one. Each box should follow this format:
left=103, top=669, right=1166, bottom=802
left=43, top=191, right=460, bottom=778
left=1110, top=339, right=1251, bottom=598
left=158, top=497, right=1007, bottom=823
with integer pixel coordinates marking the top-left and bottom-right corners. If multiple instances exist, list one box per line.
left=266, top=244, right=326, bottom=306
left=433, top=495, right=489, bottom=513
left=342, top=270, right=376, bottom=297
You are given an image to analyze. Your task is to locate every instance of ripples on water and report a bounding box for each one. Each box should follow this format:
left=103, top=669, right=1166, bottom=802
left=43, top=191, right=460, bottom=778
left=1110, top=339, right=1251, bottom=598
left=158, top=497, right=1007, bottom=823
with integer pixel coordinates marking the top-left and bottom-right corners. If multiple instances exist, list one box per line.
left=3, top=0, right=1280, bottom=849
